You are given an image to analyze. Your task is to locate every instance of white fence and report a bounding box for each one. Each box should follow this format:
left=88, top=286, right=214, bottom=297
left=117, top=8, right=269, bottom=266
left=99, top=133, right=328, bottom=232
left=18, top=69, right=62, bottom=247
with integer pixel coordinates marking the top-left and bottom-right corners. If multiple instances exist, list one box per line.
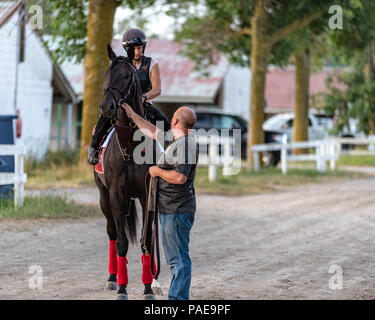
left=0, top=144, right=27, bottom=207
left=252, top=135, right=339, bottom=174
left=328, top=136, right=375, bottom=156
left=252, top=135, right=375, bottom=174
left=195, top=135, right=237, bottom=182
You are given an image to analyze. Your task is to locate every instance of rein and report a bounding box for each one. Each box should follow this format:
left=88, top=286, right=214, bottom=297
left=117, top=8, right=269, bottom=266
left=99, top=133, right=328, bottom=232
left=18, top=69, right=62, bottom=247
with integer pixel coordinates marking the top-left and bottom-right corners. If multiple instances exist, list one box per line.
left=142, top=172, right=161, bottom=279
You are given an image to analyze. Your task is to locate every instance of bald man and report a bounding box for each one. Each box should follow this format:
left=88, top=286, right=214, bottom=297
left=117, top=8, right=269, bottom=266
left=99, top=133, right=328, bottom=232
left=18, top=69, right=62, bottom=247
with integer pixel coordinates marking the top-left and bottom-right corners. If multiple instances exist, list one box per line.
left=122, top=103, right=198, bottom=300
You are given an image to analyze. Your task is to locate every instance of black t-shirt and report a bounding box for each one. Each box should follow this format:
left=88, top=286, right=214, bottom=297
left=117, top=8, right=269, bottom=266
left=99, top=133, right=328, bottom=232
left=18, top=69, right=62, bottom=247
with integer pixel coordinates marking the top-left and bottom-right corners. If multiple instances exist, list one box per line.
left=156, top=134, right=198, bottom=214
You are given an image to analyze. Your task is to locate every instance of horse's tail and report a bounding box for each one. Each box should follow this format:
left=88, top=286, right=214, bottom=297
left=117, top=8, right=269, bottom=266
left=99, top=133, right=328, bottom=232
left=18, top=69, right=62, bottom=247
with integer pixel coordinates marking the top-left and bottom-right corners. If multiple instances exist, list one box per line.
left=125, top=199, right=138, bottom=244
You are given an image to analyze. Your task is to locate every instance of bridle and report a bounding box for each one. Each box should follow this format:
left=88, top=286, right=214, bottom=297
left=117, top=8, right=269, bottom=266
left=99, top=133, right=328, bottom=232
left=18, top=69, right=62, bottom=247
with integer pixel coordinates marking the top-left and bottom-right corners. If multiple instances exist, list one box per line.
left=104, top=61, right=137, bottom=127
left=104, top=60, right=139, bottom=162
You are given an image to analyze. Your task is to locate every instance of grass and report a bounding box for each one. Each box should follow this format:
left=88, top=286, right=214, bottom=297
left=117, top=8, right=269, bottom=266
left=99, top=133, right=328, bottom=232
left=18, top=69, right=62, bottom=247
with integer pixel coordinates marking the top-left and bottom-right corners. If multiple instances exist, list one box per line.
left=0, top=195, right=101, bottom=220
left=25, top=150, right=95, bottom=189
left=337, top=154, right=375, bottom=167
left=23, top=150, right=370, bottom=197
left=195, top=166, right=367, bottom=196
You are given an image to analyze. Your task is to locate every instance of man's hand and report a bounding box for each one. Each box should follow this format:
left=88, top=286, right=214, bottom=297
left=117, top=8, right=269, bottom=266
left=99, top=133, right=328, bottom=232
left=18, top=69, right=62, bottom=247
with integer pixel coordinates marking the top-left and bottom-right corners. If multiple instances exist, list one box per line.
left=149, top=166, right=160, bottom=178
left=142, top=96, right=145, bottom=103
left=121, top=102, right=135, bottom=119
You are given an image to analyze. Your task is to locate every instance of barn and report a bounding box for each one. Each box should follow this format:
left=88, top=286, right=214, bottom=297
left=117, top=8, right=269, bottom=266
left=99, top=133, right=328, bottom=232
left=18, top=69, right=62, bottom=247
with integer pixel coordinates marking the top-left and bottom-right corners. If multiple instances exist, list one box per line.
left=0, top=1, right=76, bottom=160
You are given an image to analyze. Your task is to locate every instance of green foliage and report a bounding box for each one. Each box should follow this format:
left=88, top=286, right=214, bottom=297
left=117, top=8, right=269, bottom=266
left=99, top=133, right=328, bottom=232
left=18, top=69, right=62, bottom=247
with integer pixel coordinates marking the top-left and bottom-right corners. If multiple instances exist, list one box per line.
left=28, top=0, right=155, bottom=63
left=171, top=0, right=330, bottom=69
left=316, top=58, right=375, bottom=135
left=28, top=0, right=89, bottom=63
left=313, top=0, right=375, bottom=135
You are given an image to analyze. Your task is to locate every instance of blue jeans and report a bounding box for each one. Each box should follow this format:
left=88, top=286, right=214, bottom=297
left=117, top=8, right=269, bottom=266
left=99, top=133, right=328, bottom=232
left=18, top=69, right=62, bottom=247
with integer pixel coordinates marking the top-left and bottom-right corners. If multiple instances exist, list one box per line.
left=159, top=212, right=195, bottom=300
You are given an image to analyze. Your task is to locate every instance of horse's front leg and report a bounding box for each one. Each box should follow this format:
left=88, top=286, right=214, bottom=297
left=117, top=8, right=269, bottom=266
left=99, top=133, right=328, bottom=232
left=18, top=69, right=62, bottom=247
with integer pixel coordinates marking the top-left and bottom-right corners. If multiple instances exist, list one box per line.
left=110, top=190, right=129, bottom=300
left=95, top=172, right=118, bottom=291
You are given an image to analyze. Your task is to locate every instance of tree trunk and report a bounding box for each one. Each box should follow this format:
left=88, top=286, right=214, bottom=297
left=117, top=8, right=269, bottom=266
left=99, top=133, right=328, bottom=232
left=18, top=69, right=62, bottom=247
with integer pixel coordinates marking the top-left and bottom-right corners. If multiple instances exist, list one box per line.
left=365, top=41, right=375, bottom=135
left=79, top=0, right=119, bottom=161
left=246, top=0, right=272, bottom=170
left=292, top=48, right=310, bottom=154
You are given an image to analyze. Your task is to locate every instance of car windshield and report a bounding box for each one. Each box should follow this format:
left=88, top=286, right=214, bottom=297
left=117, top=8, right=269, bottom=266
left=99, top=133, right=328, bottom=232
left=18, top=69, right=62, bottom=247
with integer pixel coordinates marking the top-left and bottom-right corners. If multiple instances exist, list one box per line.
left=263, top=116, right=290, bottom=129
left=233, top=116, right=247, bottom=129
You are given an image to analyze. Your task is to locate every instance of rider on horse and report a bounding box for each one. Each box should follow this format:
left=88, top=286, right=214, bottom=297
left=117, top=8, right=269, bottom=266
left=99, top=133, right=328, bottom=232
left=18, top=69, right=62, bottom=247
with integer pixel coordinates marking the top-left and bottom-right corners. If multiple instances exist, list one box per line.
left=88, top=28, right=171, bottom=165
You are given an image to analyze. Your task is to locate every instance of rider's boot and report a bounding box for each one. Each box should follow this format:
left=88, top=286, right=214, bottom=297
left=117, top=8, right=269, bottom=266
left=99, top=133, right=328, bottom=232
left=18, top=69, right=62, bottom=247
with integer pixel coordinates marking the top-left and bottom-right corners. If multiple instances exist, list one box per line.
left=88, top=145, right=99, bottom=165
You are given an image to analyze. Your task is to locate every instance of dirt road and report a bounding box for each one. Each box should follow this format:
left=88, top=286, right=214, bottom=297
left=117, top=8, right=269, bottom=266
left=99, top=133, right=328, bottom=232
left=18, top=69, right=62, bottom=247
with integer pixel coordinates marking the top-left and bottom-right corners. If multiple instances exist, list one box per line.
left=2, top=175, right=375, bottom=299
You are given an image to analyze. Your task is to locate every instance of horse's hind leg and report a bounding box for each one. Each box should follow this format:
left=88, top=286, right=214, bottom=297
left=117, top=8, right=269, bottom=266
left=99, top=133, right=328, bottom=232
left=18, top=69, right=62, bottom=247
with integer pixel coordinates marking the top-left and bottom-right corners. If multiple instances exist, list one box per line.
left=139, top=195, right=158, bottom=299
left=103, top=201, right=118, bottom=291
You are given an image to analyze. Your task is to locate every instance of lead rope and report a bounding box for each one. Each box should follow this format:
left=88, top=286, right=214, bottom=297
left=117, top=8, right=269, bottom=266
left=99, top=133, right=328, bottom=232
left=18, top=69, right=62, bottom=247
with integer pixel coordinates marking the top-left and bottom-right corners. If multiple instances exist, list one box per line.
left=142, top=172, right=160, bottom=279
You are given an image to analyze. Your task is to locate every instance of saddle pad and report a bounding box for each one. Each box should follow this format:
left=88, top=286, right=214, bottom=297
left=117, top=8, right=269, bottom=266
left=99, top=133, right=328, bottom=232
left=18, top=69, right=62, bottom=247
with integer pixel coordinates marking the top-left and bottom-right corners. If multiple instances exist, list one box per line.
left=94, top=128, right=115, bottom=174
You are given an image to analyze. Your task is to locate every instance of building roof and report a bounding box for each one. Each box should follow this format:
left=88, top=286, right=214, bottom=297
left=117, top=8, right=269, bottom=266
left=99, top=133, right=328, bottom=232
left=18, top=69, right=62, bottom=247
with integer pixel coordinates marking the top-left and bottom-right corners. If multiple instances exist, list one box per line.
left=0, top=1, right=21, bottom=28
left=265, top=66, right=346, bottom=113
left=0, top=1, right=77, bottom=104
left=63, top=37, right=229, bottom=103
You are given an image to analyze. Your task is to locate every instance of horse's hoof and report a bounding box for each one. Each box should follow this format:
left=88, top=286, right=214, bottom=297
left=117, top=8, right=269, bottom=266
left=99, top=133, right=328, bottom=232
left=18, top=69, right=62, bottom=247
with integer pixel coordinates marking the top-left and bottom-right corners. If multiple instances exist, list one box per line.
left=152, top=279, right=164, bottom=296
left=144, top=294, right=156, bottom=300
left=105, top=281, right=117, bottom=291
left=115, top=293, right=128, bottom=300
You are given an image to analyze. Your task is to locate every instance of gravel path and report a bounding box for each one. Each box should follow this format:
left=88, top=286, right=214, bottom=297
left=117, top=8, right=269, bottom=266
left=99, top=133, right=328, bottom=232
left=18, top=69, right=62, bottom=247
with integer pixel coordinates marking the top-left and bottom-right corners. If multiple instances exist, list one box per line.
left=2, top=171, right=375, bottom=299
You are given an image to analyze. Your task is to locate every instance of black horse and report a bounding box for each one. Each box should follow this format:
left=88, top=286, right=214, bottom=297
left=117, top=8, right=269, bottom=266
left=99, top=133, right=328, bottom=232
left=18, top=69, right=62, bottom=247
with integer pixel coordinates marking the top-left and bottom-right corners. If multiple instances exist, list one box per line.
left=94, top=44, right=162, bottom=300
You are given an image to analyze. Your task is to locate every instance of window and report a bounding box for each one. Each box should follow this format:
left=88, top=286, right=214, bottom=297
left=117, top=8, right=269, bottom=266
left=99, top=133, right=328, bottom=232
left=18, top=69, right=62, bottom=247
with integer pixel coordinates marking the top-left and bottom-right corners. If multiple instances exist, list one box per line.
left=211, top=114, right=241, bottom=129
left=195, top=113, right=212, bottom=129
left=281, top=119, right=293, bottom=129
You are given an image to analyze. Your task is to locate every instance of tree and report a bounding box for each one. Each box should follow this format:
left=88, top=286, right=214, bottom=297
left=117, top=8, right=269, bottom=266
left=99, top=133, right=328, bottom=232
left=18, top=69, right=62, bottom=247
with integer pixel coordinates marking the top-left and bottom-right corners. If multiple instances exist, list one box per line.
left=80, top=0, right=120, bottom=161
left=317, top=1, right=375, bottom=136
left=288, top=19, right=329, bottom=153
left=292, top=48, right=310, bottom=152
left=170, top=0, right=328, bottom=169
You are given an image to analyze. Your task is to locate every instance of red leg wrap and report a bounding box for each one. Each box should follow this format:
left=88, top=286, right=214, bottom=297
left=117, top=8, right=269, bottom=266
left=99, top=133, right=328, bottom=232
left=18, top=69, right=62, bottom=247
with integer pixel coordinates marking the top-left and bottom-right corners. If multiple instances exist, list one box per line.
left=108, top=240, right=117, bottom=275
left=117, top=256, right=128, bottom=286
left=141, top=254, right=157, bottom=285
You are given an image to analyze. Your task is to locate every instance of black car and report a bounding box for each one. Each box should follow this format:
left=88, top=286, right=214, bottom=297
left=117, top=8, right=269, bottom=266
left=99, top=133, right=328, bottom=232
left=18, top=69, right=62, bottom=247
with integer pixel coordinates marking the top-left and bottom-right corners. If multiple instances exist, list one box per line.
left=193, top=108, right=247, bottom=159
left=193, top=108, right=281, bottom=165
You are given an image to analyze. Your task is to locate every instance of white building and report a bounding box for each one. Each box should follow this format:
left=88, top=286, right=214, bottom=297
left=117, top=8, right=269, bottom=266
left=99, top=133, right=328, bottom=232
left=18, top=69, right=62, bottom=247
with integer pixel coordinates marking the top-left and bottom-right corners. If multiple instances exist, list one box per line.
left=0, top=1, right=76, bottom=159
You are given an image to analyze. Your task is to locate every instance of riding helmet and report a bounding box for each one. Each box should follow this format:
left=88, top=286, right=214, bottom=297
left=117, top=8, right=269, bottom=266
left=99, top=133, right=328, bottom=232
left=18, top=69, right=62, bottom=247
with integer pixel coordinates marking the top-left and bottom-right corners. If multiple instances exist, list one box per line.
left=122, top=28, right=147, bottom=61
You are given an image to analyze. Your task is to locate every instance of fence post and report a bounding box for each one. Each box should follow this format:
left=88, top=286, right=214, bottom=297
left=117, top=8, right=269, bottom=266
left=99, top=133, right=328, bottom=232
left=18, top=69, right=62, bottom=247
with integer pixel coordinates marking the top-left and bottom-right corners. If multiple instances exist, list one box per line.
left=329, top=142, right=336, bottom=170
left=222, top=137, right=233, bottom=176
left=317, top=143, right=326, bottom=172
left=14, top=153, right=24, bottom=207
left=208, top=135, right=218, bottom=182
left=253, top=150, right=260, bottom=172
left=281, top=134, right=288, bottom=174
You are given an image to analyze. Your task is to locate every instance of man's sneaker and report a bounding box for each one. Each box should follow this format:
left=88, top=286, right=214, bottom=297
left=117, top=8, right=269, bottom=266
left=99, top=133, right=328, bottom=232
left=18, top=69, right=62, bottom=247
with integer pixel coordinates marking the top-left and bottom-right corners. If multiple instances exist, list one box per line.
left=88, top=146, right=99, bottom=165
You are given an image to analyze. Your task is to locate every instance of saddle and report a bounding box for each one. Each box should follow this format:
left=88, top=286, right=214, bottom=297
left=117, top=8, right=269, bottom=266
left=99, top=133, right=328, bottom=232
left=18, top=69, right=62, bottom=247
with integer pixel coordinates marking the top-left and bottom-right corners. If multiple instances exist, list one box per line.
left=94, top=124, right=137, bottom=174
left=94, top=127, right=116, bottom=175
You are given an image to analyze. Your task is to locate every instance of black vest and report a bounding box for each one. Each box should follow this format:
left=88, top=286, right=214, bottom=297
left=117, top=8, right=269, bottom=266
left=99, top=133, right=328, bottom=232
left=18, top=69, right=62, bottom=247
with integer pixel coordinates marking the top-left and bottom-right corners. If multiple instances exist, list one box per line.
left=136, top=56, right=152, bottom=94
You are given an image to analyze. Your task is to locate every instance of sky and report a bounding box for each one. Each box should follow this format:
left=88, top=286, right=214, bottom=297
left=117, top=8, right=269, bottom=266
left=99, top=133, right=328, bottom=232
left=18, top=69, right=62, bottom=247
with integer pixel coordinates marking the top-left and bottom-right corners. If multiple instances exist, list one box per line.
left=114, top=5, right=176, bottom=40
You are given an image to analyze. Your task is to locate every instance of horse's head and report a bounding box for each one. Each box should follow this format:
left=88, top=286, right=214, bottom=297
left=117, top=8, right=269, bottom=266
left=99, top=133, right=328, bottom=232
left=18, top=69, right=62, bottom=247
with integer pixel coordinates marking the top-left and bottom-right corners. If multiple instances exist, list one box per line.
left=101, top=44, right=144, bottom=122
